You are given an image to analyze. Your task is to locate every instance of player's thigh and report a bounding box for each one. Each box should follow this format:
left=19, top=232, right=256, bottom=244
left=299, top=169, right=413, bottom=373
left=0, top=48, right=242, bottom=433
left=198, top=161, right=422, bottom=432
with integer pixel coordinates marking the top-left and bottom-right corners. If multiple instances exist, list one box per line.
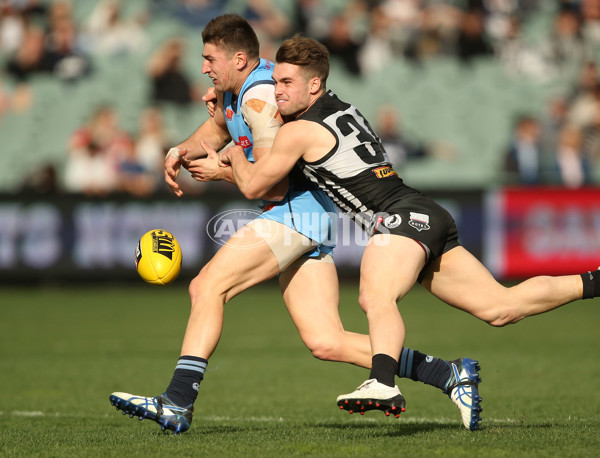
left=279, top=255, right=343, bottom=341
left=420, top=245, right=506, bottom=314
left=199, top=223, right=281, bottom=299
left=359, top=234, right=427, bottom=304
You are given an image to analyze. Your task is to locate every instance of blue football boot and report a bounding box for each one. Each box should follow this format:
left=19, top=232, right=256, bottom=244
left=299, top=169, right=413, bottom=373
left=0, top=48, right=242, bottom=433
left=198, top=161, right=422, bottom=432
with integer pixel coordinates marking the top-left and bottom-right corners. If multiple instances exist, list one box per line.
left=109, top=392, right=193, bottom=434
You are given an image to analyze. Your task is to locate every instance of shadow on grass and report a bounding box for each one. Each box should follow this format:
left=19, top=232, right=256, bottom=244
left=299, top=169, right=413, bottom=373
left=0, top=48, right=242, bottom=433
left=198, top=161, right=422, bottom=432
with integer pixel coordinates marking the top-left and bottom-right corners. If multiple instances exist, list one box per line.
left=314, top=421, right=459, bottom=437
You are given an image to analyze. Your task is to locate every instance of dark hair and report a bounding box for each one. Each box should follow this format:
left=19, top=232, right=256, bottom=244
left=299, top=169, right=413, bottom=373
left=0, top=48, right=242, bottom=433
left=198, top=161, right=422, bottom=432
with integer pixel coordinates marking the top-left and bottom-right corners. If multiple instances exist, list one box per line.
left=276, top=35, right=329, bottom=85
left=202, top=14, right=259, bottom=60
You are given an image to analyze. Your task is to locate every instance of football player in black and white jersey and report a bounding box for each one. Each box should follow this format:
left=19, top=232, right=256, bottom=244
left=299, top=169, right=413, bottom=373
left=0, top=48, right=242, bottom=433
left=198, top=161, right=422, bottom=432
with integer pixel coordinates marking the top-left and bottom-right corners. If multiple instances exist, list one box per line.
left=218, top=35, right=600, bottom=423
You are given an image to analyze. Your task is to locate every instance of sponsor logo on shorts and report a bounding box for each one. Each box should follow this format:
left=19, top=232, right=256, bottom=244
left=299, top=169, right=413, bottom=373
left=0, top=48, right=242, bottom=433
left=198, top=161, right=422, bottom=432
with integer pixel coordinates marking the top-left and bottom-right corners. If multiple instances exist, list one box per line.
left=408, top=212, right=430, bottom=232
left=225, top=108, right=234, bottom=119
left=237, top=136, right=252, bottom=148
left=383, top=214, right=402, bottom=229
left=372, top=166, right=398, bottom=179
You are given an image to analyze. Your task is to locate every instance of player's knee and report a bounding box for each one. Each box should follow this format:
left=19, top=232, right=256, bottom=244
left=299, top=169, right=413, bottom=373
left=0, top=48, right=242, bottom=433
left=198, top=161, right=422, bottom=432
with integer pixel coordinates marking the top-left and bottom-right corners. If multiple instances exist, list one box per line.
left=188, top=266, right=224, bottom=305
left=303, top=335, right=342, bottom=361
left=358, top=291, right=395, bottom=315
left=357, top=292, right=375, bottom=313
left=475, top=306, right=519, bottom=327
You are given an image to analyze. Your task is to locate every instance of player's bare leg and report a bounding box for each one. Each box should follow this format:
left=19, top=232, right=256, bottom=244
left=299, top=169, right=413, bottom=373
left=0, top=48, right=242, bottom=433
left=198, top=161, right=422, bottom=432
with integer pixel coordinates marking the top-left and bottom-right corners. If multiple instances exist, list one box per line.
left=181, top=223, right=281, bottom=358
left=281, top=253, right=483, bottom=429
left=279, top=257, right=372, bottom=368
left=110, top=223, right=281, bottom=434
left=336, top=234, right=425, bottom=418
left=421, top=245, right=584, bottom=326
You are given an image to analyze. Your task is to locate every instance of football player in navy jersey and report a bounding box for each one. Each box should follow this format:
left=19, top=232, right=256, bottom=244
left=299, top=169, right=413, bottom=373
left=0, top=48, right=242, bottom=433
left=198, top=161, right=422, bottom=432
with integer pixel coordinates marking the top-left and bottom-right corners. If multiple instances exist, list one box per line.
left=220, top=35, right=600, bottom=423
left=109, top=16, right=483, bottom=433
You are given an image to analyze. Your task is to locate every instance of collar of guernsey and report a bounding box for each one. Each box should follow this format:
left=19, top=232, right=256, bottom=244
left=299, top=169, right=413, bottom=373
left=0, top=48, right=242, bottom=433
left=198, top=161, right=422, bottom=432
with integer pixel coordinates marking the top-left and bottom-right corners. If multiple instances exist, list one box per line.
left=222, top=58, right=274, bottom=164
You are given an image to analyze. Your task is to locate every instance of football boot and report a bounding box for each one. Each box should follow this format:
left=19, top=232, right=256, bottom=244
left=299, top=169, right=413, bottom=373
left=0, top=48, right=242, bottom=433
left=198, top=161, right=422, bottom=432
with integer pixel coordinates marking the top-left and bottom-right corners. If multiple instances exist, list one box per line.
left=109, top=392, right=193, bottom=434
left=444, top=358, right=482, bottom=431
left=337, top=379, right=406, bottom=417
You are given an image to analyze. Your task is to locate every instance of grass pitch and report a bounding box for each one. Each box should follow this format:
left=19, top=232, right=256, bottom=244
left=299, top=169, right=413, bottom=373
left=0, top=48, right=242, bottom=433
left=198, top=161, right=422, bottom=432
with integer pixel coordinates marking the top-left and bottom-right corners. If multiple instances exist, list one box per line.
left=1, top=281, right=599, bottom=457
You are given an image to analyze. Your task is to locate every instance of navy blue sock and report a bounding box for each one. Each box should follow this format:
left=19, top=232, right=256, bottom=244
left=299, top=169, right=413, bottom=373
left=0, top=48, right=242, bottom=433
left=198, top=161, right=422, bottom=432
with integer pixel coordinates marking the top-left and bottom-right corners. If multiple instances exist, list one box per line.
left=369, top=353, right=398, bottom=387
left=165, top=356, right=207, bottom=407
left=581, top=269, right=600, bottom=299
left=398, top=348, right=451, bottom=392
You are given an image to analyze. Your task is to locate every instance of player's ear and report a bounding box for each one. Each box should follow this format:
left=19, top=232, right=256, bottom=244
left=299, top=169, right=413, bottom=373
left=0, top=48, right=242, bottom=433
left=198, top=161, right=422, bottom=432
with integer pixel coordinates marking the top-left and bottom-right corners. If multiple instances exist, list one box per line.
left=235, top=52, right=248, bottom=69
left=309, top=77, right=321, bottom=94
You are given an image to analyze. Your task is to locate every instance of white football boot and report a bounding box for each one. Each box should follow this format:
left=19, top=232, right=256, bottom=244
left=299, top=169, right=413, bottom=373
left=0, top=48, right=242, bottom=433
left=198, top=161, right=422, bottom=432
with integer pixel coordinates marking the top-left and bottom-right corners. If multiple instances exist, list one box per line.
left=337, top=379, right=406, bottom=417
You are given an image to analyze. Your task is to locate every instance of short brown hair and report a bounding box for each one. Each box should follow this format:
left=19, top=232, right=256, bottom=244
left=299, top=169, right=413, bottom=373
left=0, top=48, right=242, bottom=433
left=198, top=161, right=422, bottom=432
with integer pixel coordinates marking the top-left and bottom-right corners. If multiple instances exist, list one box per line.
left=202, top=14, right=259, bottom=60
left=276, top=35, right=329, bottom=85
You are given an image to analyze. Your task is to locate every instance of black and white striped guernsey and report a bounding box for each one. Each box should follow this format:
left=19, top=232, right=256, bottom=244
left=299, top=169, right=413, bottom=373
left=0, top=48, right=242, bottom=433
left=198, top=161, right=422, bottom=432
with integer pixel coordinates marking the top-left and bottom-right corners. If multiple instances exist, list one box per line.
left=297, top=90, right=420, bottom=232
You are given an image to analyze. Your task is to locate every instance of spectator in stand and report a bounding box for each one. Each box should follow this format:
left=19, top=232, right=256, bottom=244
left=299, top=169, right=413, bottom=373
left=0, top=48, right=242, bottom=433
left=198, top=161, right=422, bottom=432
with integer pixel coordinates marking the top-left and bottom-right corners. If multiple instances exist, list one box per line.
left=403, top=2, right=460, bottom=63
left=566, top=60, right=600, bottom=129
left=134, top=106, right=173, bottom=189
left=146, top=37, right=200, bottom=107
left=539, top=96, right=569, bottom=170
left=85, top=0, right=148, bottom=57
left=115, top=136, right=156, bottom=196
left=171, top=0, right=229, bottom=29
left=375, top=104, right=427, bottom=170
left=5, top=25, right=50, bottom=81
left=581, top=0, right=600, bottom=54
left=504, top=115, right=543, bottom=185
left=63, top=105, right=132, bottom=195
left=552, top=124, right=591, bottom=188
left=19, top=163, right=59, bottom=194
left=498, top=15, right=553, bottom=81
left=291, top=0, right=330, bottom=40
left=358, top=4, right=393, bottom=75
left=323, top=14, right=363, bottom=76
left=581, top=93, right=600, bottom=164
left=455, top=8, right=494, bottom=64
left=543, top=5, right=585, bottom=73
left=243, top=0, right=290, bottom=41
left=0, top=1, right=25, bottom=55
left=43, top=14, right=92, bottom=83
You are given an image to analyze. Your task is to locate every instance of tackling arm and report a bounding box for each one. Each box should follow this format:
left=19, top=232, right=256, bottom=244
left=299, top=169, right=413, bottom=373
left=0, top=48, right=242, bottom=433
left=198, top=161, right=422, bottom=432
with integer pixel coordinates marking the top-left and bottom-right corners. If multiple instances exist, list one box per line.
left=221, top=123, right=306, bottom=200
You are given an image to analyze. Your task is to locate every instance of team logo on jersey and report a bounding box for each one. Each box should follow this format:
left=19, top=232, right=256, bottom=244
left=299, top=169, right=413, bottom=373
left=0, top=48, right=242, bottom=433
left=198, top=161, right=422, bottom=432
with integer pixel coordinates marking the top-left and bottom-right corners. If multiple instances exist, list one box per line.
left=236, top=136, right=251, bottom=148
left=225, top=108, right=234, bottom=119
left=383, top=214, right=402, bottom=229
left=372, top=166, right=398, bottom=179
left=408, top=212, right=430, bottom=232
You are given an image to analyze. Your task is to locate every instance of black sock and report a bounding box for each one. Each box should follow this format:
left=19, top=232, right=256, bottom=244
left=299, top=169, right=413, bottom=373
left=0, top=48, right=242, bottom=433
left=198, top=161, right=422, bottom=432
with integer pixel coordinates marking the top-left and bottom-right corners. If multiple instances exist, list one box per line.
left=369, top=353, right=398, bottom=387
left=581, top=269, right=600, bottom=299
left=398, top=348, right=451, bottom=392
left=165, top=356, right=208, bottom=407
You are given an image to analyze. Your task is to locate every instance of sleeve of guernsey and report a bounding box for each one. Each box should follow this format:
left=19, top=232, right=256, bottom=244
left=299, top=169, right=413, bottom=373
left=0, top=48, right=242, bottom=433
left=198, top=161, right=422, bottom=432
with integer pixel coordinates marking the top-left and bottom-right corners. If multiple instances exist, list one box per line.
left=240, top=83, right=282, bottom=150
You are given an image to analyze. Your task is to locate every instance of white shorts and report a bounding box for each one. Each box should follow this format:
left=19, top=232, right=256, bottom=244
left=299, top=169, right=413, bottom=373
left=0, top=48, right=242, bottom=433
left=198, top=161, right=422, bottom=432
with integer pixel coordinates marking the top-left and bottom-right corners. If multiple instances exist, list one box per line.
left=246, top=219, right=334, bottom=272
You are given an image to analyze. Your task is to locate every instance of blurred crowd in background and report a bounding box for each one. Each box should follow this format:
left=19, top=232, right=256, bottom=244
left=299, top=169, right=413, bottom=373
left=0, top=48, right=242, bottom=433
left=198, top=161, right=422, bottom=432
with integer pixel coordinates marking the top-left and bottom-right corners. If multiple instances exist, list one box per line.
left=0, top=0, right=599, bottom=196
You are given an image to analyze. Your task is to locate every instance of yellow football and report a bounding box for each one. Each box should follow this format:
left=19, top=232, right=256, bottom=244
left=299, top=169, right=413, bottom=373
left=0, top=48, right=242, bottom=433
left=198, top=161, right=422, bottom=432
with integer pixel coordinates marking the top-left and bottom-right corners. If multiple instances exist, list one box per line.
left=135, top=229, right=182, bottom=285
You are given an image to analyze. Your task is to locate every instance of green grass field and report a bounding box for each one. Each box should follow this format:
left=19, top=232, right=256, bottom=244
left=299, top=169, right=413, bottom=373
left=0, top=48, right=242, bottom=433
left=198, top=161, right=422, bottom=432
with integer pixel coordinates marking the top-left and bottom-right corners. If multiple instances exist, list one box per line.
left=1, top=282, right=599, bottom=457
